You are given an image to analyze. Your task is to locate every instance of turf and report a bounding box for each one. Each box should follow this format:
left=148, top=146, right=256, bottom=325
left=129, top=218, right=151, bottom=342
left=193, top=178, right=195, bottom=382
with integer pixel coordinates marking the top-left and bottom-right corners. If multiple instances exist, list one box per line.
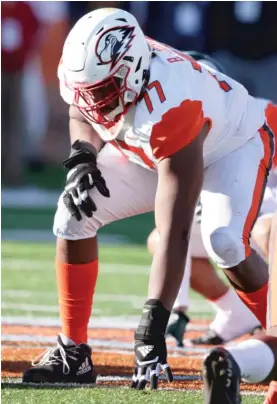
left=1, top=386, right=264, bottom=404
left=2, top=242, right=217, bottom=318
left=1, top=240, right=264, bottom=403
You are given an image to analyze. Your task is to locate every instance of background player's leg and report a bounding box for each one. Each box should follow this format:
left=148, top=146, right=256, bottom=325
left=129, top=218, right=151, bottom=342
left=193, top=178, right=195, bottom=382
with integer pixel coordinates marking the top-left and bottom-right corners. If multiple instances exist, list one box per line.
left=187, top=213, right=260, bottom=343
left=190, top=258, right=260, bottom=345
left=147, top=228, right=191, bottom=313
left=267, top=211, right=277, bottom=337
left=252, top=214, right=273, bottom=259
left=201, top=128, right=274, bottom=329
left=264, top=210, right=277, bottom=404
left=147, top=228, right=190, bottom=347
left=203, top=210, right=277, bottom=403
left=226, top=213, right=277, bottom=402
left=190, top=259, right=228, bottom=300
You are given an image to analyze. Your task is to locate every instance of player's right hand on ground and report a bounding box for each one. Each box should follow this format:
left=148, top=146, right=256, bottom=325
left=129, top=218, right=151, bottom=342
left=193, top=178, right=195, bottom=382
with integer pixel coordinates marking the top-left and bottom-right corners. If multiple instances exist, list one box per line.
left=62, top=140, right=110, bottom=221
left=131, top=337, right=173, bottom=390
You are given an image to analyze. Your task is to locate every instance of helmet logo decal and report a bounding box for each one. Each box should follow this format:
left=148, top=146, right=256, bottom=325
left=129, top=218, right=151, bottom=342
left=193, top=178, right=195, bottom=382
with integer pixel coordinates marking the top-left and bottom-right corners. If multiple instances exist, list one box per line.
left=96, top=26, right=135, bottom=70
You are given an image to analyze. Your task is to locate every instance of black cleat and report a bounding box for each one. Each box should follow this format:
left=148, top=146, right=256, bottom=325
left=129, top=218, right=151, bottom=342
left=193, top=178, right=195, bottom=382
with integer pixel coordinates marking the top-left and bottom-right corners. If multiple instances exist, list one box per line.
left=23, top=334, right=97, bottom=384
left=203, top=347, right=241, bottom=404
left=191, top=329, right=224, bottom=346
left=166, top=312, right=190, bottom=347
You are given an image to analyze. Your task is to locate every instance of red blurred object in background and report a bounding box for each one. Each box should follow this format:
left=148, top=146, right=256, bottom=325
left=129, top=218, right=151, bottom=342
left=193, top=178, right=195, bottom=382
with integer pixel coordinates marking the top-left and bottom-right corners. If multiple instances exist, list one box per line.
left=1, top=1, right=39, bottom=73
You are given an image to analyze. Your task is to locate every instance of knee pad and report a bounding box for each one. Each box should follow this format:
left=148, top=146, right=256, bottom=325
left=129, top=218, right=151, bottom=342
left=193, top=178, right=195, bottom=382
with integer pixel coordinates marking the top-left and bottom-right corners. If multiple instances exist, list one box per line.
left=53, top=194, right=100, bottom=240
left=204, top=227, right=245, bottom=268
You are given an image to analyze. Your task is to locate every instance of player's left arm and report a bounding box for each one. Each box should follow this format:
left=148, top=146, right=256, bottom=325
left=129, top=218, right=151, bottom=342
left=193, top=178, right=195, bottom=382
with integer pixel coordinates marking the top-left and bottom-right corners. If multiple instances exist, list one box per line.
left=149, top=122, right=208, bottom=310
left=132, top=122, right=208, bottom=390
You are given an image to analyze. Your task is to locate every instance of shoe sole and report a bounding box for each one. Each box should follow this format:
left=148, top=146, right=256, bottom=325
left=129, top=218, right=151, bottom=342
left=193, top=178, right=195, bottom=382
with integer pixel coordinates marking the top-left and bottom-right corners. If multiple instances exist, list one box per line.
left=191, top=337, right=224, bottom=346
left=22, top=373, right=97, bottom=385
left=203, top=349, right=241, bottom=404
left=22, top=381, right=97, bottom=387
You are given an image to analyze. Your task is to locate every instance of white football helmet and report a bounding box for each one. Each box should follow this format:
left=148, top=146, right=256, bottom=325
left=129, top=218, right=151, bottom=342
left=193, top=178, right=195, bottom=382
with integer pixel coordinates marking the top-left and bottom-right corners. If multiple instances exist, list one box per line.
left=62, top=8, right=152, bottom=135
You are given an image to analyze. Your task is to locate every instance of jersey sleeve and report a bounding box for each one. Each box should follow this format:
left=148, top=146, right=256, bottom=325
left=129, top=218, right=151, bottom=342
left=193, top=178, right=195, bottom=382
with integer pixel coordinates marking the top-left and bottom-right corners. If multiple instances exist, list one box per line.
left=57, top=60, right=74, bottom=105
left=150, top=99, right=211, bottom=162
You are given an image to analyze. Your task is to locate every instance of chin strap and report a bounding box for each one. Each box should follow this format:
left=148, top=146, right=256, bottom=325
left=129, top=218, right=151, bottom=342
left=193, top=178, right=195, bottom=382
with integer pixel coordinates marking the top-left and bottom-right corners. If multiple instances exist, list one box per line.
left=137, top=69, right=150, bottom=102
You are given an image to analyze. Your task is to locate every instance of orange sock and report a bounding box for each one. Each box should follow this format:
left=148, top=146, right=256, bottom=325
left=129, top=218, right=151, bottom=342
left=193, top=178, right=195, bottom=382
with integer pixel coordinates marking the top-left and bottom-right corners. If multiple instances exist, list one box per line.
left=56, top=258, right=98, bottom=344
left=264, top=381, right=277, bottom=404
left=236, top=282, right=268, bottom=329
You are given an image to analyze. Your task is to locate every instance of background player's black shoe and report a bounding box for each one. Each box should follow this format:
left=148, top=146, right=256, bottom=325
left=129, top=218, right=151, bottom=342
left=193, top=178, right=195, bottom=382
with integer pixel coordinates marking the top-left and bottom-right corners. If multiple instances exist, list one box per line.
left=166, top=312, right=190, bottom=347
left=23, top=334, right=97, bottom=384
left=191, top=329, right=224, bottom=345
left=203, top=347, right=241, bottom=404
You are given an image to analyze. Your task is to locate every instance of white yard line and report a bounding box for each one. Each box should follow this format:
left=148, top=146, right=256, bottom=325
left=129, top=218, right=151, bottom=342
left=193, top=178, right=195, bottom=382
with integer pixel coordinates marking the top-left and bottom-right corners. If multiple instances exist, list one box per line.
left=3, top=290, right=145, bottom=300
left=2, top=293, right=146, bottom=311
left=1, top=302, right=103, bottom=314
left=2, top=259, right=150, bottom=274
left=1, top=315, right=208, bottom=331
left=2, top=302, right=60, bottom=313
left=2, top=288, right=213, bottom=314
left=1, top=333, right=208, bottom=356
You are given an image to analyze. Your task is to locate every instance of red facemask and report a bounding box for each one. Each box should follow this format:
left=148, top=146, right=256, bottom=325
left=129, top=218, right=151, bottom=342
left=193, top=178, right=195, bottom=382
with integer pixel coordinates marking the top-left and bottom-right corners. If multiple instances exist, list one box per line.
left=67, top=65, right=136, bottom=126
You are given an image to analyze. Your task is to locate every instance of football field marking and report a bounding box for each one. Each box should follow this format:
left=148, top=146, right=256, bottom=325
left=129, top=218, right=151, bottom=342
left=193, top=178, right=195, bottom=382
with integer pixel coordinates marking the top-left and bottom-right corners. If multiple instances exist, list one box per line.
left=1, top=314, right=208, bottom=331
left=2, top=334, right=208, bottom=355
left=2, top=258, right=150, bottom=274
left=2, top=289, right=214, bottom=314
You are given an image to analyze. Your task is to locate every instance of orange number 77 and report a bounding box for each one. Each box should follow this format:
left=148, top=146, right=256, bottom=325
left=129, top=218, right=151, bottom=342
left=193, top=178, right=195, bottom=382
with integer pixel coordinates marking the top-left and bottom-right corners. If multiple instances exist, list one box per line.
left=143, top=80, right=166, bottom=114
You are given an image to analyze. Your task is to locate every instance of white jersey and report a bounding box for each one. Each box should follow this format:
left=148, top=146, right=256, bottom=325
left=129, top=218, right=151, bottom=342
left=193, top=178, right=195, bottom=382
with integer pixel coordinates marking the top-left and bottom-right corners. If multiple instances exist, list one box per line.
left=58, top=39, right=267, bottom=171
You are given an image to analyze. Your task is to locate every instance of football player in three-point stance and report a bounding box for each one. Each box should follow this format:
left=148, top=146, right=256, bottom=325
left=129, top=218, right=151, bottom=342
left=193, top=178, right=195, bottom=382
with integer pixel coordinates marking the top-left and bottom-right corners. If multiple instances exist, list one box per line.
left=23, top=8, right=277, bottom=401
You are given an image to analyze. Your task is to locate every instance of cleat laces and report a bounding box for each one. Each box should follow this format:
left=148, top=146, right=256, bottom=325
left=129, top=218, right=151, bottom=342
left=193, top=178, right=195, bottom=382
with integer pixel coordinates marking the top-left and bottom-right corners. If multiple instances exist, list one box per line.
left=31, top=340, right=79, bottom=375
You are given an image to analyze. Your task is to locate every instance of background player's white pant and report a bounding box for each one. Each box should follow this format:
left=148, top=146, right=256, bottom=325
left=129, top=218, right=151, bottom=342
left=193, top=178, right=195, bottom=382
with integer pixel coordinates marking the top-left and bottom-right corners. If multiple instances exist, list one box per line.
left=54, top=130, right=273, bottom=269
left=172, top=244, right=191, bottom=310
left=259, top=168, right=277, bottom=217
left=172, top=218, right=208, bottom=310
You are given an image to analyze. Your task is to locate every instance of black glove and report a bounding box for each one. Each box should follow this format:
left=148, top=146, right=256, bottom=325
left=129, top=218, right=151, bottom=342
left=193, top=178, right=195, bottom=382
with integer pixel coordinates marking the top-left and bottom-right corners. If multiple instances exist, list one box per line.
left=63, top=140, right=110, bottom=221
left=132, top=336, right=173, bottom=390
left=131, top=299, right=173, bottom=390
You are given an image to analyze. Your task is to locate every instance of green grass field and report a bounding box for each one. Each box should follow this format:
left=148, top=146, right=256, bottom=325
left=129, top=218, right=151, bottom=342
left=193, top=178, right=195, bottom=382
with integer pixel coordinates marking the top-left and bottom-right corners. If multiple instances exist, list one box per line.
left=2, top=242, right=215, bottom=319
left=1, top=241, right=265, bottom=403
left=1, top=386, right=264, bottom=404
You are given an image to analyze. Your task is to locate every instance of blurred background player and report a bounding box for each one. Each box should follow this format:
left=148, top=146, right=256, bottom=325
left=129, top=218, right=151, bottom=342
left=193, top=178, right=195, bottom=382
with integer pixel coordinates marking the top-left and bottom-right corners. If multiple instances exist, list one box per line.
left=203, top=101, right=277, bottom=404
left=252, top=102, right=277, bottom=261
left=203, top=209, right=277, bottom=404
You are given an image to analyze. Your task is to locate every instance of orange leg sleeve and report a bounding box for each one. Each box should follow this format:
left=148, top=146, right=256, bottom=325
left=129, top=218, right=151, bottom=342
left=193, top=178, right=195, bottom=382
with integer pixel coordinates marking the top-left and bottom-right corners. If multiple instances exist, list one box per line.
left=56, top=258, right=98, bottom=344
left=236, top=282, right=268, bottom=329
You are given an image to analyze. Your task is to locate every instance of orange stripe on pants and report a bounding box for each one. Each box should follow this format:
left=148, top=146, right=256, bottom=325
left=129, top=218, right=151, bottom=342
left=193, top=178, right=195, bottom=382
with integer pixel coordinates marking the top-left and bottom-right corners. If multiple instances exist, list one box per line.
left=242, top=124, right=274, bottom=257
left=265, top=102, right=277, bottom=168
